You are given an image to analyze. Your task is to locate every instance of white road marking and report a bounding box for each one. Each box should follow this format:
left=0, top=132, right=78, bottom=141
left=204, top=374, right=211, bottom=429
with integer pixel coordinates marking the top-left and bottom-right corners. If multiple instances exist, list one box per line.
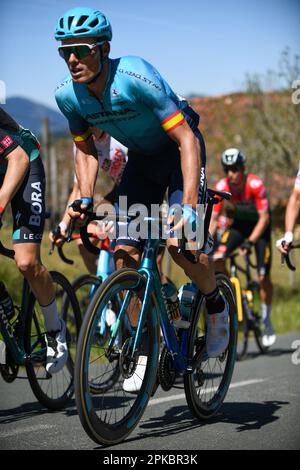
left=0, top=424, right=56, bottom=439
left=148, top=378, right=266, bottom=406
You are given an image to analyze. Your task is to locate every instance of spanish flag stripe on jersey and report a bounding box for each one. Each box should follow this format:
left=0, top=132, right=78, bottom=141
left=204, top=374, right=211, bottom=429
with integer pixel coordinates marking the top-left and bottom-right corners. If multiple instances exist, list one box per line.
left=71, top=129, right=92, bottom=143
left=161, top=110, right=185, bottom=133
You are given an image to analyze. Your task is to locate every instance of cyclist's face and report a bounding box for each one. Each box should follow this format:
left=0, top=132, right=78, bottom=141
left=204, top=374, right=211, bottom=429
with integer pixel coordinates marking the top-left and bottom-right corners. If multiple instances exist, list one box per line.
left=226, top=167, right=245, bottom=186
left=61, top=37, right=106, bottom=83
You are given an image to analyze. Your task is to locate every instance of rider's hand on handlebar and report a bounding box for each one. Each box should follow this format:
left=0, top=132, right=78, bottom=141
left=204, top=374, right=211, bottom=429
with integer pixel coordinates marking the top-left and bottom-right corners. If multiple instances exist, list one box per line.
left=239, top=238, right=253, bottom=256
left=49, top=223, right=67, bottom=247
left=68, top=197, right=93, bottom=226
left=276, top=231, right=293, bottom=254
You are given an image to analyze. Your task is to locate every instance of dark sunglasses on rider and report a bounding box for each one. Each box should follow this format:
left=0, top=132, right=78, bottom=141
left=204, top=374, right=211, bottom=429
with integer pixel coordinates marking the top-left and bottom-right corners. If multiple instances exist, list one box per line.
left=223, top=165, right=242, bottom=174
left=58, top=42, right=104, bottom=61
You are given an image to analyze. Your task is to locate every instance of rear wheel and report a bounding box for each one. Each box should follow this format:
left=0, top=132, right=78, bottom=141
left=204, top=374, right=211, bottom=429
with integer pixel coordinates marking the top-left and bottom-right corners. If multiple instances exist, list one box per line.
left=184, top=273, right=237, bottom=420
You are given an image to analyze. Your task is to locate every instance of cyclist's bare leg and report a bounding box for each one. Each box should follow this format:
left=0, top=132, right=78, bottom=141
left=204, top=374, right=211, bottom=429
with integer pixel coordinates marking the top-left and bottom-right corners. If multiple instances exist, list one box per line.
left=77, top=240, right=98, bottom=275
left=166, top=239, right=216, bottom=294
left=14, top=243, right=55, bottom=305
left=213, top=258, right=229, bottom=276
left=156, top=247, right=169, bottom=285
left=259, top=274, right=273, bottom=305
left=114, top=244, right=141, bottom=326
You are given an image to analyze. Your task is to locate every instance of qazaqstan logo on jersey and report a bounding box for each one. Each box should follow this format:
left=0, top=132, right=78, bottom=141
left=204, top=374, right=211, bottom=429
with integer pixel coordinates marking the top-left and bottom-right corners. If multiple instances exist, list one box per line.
left=85, top=108, right=140, bottom=122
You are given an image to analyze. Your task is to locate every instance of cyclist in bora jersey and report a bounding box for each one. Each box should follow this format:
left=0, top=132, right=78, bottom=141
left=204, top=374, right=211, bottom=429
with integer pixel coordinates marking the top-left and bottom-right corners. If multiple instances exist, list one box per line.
left=0, top=107, right=67, bottom=373
left=276, top=161, right=300, bottom=254
left=210, top=148, right=275, bottom=347
left=53, top=7, right=230, bottom=390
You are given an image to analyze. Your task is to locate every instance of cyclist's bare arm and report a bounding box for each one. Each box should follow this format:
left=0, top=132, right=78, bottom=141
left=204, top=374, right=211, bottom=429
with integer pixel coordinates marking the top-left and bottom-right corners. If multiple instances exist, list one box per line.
left=285, top=190, right=300, bottom=234
left=276, top=190, right=300, bottom=254
left=0, top=145, right=29, bottom=210
left=49, top=180, right=81, bottom=245
left=168, top=121, right=200, bottom=207
left=70, top=136, right=99, bottom=221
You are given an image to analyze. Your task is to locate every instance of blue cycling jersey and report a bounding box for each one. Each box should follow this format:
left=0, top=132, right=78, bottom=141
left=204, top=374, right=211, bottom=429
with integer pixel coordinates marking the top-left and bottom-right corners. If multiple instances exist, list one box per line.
left=55, top=55, right=199, bottom=155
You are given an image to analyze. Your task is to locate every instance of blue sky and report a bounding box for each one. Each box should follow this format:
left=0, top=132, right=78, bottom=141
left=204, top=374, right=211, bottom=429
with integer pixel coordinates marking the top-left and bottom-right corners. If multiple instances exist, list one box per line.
left=1, top=0, right=299, bottom=110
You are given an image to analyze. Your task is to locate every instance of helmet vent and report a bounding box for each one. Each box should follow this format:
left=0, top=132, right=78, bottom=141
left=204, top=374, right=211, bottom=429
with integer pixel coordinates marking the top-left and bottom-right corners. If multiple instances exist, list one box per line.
left=68, top=16, right=74, bottom=30
left=59, top=18, right=64, bottom=28
left=77, top=15, right=89, bottom=27
left=89, top=19, right=99, bottom=28
left=76, top=28, right=90, bottom=34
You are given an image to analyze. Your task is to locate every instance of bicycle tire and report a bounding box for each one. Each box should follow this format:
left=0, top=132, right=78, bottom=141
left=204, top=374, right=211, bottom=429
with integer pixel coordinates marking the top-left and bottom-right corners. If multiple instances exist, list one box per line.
left=72, top=273, right=121, bottom=391
left=25, top=271, right=81, bottom=410
left=236, top=292, right=249, bottom=361
left=184, top=273, right=237, bottom=420
left=75, top=267, right=160, bottom=446
left=251, top=283, right=269, bottom=355
left=72, top=274, right=102, bottom=318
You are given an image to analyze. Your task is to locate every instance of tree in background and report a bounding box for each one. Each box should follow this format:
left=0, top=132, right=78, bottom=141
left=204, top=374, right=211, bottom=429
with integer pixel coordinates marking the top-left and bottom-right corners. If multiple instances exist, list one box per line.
left=243, top=47, right=300, bottom=182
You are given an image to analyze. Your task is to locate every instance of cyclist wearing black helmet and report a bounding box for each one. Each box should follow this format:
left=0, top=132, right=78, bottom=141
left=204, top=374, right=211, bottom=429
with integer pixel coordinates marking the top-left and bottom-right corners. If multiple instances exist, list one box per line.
left=210, top=148, right=275, bottom=347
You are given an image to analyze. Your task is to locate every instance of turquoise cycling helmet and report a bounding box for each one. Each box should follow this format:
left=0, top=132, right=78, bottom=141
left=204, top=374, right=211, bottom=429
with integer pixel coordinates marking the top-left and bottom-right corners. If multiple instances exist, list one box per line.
left=55, top=7, right=112, bottom=41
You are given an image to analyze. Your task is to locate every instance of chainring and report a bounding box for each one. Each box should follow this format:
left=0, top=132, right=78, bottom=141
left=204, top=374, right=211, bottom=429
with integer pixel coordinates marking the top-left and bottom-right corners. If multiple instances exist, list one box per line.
left=158, top=346, right=176, bottom=391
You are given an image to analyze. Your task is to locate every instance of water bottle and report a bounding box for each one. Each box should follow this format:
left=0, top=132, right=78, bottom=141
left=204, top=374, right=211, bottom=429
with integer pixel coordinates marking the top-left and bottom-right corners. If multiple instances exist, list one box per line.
left=0, top=281, right=14, bottom=322
left=162, top=282, right=190, bottom=329
left=178, top=283, right=198, bottom=322
left=243, top=290, right=254, bottom=310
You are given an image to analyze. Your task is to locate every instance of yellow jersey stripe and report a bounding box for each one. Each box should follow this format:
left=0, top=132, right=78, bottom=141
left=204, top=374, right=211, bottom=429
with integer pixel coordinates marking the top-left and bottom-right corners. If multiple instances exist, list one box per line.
left=161, top=111, right=184, bottom=133
left=72, top=129, right=92, bottom=143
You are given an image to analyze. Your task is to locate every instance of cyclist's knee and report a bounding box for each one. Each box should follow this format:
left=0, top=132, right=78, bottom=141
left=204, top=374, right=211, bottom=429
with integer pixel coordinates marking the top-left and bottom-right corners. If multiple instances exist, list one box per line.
left=15, top=255, right=43, bottom=278
left=114, top=244, right=140, bottom=269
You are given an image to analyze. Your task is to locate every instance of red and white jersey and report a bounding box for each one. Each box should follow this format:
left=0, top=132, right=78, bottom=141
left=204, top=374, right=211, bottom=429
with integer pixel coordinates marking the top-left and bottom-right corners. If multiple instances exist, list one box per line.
left=213, top=173, right=269, bottom=221
left=74, top=134, right=128, bottom=185
left=294, top=161, right=300, bottom=195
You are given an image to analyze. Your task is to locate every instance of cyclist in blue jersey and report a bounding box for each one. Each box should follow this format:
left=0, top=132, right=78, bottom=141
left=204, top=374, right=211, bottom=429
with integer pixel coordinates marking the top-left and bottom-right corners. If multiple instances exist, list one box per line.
left=54, top=7, right=230, bottom=390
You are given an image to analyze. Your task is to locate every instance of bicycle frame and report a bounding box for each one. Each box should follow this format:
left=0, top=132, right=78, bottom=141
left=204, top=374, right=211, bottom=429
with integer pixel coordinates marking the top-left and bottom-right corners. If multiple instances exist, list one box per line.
left=0, top=278, right=40, bottom=366
left=107, top=236, right=188, bottom=373
left=228, top=253, right=257, bottom=323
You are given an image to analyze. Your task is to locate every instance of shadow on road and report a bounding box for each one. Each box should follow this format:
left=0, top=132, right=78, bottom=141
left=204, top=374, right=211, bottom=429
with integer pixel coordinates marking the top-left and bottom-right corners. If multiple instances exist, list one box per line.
left=237, top=346, right=294, bottom=362
left=123, top=399, right=290, bottom=442
left=0, top=399, right=77, bottom=425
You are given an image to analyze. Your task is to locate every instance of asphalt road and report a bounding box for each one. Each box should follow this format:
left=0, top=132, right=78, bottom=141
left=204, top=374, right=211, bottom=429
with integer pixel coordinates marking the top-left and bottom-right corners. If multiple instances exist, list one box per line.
left=1, top=332, right=300, bottom=451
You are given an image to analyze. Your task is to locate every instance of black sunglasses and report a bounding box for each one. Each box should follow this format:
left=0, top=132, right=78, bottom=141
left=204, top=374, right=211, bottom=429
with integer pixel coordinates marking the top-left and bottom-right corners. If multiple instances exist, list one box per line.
left=58, top=42, right=104, bottom=61
left=223, top=166, right=242, bottom=174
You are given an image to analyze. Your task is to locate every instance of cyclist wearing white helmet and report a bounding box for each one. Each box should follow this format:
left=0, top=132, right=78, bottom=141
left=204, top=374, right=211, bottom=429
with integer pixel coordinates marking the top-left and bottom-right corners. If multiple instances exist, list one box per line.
left=210, top=148, right=275, bottom=347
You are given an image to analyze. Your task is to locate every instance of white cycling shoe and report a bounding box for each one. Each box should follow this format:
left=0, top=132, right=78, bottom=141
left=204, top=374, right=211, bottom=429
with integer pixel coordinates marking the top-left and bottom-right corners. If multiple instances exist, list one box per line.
left=262, top=323, right=276, bottom=347
left=123, top=355, right=147, bottom=393
left=206, top=300, right=230, bottom=358
left=45, top=319, right=68, bottom=374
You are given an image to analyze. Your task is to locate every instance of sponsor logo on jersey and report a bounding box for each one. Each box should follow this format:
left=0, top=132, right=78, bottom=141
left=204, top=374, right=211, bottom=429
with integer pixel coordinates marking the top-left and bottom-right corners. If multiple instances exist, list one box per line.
left=118, top=68, right=162, bottom=91
left=1, top=135, right=14, bottom=149
left=85, top=108, right=136, bottom=120
left=29, top=182, right=43, bottom=227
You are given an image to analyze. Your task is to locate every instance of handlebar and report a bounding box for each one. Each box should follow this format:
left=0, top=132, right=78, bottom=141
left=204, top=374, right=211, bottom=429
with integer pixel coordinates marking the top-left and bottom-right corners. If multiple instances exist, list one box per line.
left=0, top=240, right=15, bottom=259
left=67, top=191, right=232, bottom=261
left=281, top=243, right=300, bottom=271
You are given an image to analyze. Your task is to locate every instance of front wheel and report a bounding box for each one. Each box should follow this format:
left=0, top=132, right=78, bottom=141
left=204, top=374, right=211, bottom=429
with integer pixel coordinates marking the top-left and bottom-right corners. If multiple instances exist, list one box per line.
left=184, top=273, right=237, bottom=420
left=75, top=268, right=160, bottom=446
